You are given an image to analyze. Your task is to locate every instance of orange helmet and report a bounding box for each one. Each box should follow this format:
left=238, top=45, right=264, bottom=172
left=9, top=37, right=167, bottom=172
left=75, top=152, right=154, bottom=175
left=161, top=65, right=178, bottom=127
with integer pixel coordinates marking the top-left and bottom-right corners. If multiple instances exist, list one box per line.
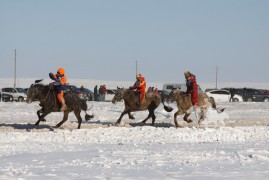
left=57, top=68, right=65, bottom=75
left=136, top=73, right=142, bottom=78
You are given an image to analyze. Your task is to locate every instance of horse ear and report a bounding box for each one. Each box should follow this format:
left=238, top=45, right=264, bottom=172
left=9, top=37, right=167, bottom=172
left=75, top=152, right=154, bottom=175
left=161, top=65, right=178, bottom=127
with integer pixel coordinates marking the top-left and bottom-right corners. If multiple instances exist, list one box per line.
left=35, top=79, right=43, bottom=84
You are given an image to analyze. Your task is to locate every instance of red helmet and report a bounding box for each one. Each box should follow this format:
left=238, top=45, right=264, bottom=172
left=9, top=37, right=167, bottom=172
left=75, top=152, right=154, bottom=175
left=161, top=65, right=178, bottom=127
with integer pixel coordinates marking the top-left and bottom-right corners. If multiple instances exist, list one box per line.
left=57, top=68, right=65, bottom=75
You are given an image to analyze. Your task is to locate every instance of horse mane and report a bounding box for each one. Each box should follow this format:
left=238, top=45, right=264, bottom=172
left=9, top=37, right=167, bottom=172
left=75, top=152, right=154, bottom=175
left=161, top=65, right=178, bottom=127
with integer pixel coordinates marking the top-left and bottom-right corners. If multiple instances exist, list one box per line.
left=32, top=83, right=48, bottom=89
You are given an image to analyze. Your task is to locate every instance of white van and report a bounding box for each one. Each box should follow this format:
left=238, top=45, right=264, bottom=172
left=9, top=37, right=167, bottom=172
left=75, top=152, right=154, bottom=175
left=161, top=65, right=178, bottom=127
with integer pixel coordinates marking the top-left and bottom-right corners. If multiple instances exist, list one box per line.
left=1, top=87, right=27, bottom=102
left=163, top=83, right=203, bottom=93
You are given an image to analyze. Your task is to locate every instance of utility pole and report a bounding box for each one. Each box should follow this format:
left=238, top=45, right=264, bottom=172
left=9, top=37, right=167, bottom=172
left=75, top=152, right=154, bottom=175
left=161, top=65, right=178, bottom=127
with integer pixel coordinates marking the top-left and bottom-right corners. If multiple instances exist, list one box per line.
left=14, top=49, right=17, bottom=88
left=215, top=66, right=218, bottom=89
left=135, top=60, right=138, bottom=75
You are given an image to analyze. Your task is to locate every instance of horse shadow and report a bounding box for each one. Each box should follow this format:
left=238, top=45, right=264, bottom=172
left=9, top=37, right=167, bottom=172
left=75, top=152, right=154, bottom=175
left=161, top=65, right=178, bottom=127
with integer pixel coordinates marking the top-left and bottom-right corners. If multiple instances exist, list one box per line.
left=128, top=122, right=174, bottom=128
left=0, top=123, right=55, bottom=131
left=83, top=119, right=175, bottom=128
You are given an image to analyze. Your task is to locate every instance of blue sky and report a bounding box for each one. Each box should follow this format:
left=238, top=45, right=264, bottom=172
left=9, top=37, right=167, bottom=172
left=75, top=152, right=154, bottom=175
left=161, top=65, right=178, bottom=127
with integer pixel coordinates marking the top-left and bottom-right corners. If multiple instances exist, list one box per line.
left=0, top=0, right=268, bottom=83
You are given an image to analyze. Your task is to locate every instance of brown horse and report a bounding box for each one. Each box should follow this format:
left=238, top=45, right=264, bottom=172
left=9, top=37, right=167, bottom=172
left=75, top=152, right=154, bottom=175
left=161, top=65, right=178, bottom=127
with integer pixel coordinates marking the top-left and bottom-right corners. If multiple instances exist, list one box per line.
left=112, top=88, right=172, bottom=126
left=166, top=89, right=223, bottom=128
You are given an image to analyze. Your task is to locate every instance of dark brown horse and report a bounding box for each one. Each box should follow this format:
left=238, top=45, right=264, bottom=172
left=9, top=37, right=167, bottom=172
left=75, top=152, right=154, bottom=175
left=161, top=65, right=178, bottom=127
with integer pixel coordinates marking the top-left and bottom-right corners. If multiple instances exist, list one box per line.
left=166, top=89, right=223, bottom=128
left=26, top=82, right=93, bottom=129
left=112, top=88, right=172, bottom=125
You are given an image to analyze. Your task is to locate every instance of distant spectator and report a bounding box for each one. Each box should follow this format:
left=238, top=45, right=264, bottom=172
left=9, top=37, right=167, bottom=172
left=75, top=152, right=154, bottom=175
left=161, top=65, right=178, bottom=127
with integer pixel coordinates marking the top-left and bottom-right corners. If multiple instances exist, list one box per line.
left=102, top=85, right=107, bottom=94
left=99, top=85, right=103, bottom=101
left=154, top=88, right=159, bottom=94
left=99, top=85, right=103, bottom=95
left=229, top=88, right=235, bottom=102
left=80, top=85, right=85, bottom=91
left=94, top=85, right=98, bottom=101
left=94, top=85, right=98, bottom=94
left=99, top=85, right=107, bottom=101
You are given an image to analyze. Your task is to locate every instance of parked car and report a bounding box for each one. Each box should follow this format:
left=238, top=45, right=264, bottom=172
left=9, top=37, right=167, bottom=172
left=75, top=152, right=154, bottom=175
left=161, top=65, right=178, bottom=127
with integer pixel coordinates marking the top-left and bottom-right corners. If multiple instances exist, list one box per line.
left=1, top=87, right=27, bottom=102
left=79, top=88, right=94, bottom=101
left=206, top=89, right=243, bottom=102
left=65, top=84, right=94, bottom=101
left=0, top=92, right=13, bottom=102
left=221, top=88, right=243, bottom=96
left=24, top=88, right=29, bottom=94
left=158, top=90, right=169, bottom=102
left=241, top=88, right=269, bottom=102
left=163, top=83, right=203, bottom=93
left=260, top=89, right=269, bottom=95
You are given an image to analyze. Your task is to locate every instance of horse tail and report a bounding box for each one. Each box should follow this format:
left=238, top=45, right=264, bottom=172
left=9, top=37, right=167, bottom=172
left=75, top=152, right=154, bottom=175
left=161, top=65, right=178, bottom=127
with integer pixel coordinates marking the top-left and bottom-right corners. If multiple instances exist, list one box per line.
left=160, top=94, right=173, bottom=112
left=80, top=99, right=94, bottom=121
left=208, top=97, right=225, bottom=113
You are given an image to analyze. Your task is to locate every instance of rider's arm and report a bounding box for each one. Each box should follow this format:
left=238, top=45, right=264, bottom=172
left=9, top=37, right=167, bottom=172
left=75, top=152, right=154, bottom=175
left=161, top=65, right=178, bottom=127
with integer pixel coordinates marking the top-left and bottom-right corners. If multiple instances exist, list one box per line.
left=49, top=73, right=60, bottom=82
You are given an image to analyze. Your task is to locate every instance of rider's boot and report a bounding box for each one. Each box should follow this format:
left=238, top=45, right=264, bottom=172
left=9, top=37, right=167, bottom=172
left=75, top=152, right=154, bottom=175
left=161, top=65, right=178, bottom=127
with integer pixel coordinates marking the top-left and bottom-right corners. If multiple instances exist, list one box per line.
left=60, top=98, right=67, bottom=111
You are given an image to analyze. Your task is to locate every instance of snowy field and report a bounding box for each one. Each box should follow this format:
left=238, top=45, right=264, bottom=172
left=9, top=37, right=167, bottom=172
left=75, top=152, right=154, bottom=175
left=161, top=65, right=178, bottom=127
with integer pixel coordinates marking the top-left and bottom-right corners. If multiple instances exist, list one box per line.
left=0, top=78, right=269, bottom=179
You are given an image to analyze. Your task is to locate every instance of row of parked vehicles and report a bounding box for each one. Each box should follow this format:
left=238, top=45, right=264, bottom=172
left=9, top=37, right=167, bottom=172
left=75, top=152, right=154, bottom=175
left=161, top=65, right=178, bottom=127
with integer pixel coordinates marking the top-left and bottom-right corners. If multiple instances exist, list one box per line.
left=0, top=88, right=27, bottom=102
left=162, top=83, right=269, bottom=102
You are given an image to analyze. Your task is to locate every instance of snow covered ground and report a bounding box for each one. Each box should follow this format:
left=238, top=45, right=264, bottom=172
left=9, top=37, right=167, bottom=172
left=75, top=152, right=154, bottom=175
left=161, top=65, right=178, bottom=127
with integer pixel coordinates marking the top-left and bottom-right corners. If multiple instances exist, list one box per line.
left=0, top=78, right=269, bottom=179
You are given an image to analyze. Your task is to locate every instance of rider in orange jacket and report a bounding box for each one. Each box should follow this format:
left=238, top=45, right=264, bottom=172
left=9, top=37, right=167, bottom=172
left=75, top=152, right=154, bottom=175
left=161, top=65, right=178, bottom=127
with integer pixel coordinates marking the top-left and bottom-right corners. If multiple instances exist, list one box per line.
left=130, top=74, right=146, bottom=107
left=49, top=68, right=67, bottom=111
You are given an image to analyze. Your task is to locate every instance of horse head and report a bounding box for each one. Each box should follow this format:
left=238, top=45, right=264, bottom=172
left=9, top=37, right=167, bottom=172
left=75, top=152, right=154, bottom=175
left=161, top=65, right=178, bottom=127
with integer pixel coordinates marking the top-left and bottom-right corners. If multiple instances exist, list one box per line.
left=112, top=87, right=126, bottom=104
left=26, top=80, right=45, bottom=103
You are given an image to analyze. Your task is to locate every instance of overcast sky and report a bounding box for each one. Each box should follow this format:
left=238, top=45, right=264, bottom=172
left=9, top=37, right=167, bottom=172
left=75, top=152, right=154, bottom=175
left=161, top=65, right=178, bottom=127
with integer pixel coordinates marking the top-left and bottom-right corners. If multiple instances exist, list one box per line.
left=0, top=0, right=268, bottom=83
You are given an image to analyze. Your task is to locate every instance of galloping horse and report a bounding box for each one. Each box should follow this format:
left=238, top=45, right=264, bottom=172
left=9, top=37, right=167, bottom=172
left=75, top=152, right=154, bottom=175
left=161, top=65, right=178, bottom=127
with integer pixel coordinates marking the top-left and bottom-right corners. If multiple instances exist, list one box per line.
left=166, top=89, right=223, bottom=128
left=26, top=82, right=93, bottom=129
left=112, top=88, right=172, bottom=126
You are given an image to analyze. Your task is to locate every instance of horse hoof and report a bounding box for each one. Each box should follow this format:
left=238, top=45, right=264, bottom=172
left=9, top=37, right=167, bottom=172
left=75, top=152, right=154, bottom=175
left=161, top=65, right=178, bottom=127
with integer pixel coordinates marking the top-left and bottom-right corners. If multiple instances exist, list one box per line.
left=114, top=122, right=121, bottom=126
left=40, top=119, right=46, bottom=122
left=55, top=125, right=60, bottom=128
left=139, top=122, right=146, bottom=126
left=129, top=116, right=135, bottom=120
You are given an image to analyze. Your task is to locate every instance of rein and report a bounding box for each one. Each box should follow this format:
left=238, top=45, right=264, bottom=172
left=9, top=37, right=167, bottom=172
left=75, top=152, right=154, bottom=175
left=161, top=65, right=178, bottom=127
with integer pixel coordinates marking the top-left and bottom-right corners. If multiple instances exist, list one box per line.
left=40, top=87, right=52, bottom=102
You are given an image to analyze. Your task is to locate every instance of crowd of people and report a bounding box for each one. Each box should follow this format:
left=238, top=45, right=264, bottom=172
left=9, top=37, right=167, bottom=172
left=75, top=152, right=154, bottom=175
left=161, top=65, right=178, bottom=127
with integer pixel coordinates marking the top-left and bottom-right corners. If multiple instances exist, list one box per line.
left=93, top=85, right=108, bottom=101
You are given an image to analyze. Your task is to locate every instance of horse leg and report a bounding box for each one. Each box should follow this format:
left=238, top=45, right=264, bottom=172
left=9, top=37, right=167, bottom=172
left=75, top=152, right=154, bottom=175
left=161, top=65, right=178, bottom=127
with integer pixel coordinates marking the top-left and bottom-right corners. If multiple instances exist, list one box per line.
left=34, top=110, right=50, bottom=127
left=174, top=110, right=184, bottom=128
left=198, top=108, right=206, bottom=126
left=140, top=113, right=152, bottom=125
left=74, top=110, right=83, bottom=129
left=56, top=111, right=70, bottom=128
left=37, top=108, right=46, bottom=122
left=128, top=112, right=135, bottom=120
left=183, top=113, right=192, bottom=123
left=116, top=110, right=129, bottom=124
left=151, top=112, right=156, bottom=126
